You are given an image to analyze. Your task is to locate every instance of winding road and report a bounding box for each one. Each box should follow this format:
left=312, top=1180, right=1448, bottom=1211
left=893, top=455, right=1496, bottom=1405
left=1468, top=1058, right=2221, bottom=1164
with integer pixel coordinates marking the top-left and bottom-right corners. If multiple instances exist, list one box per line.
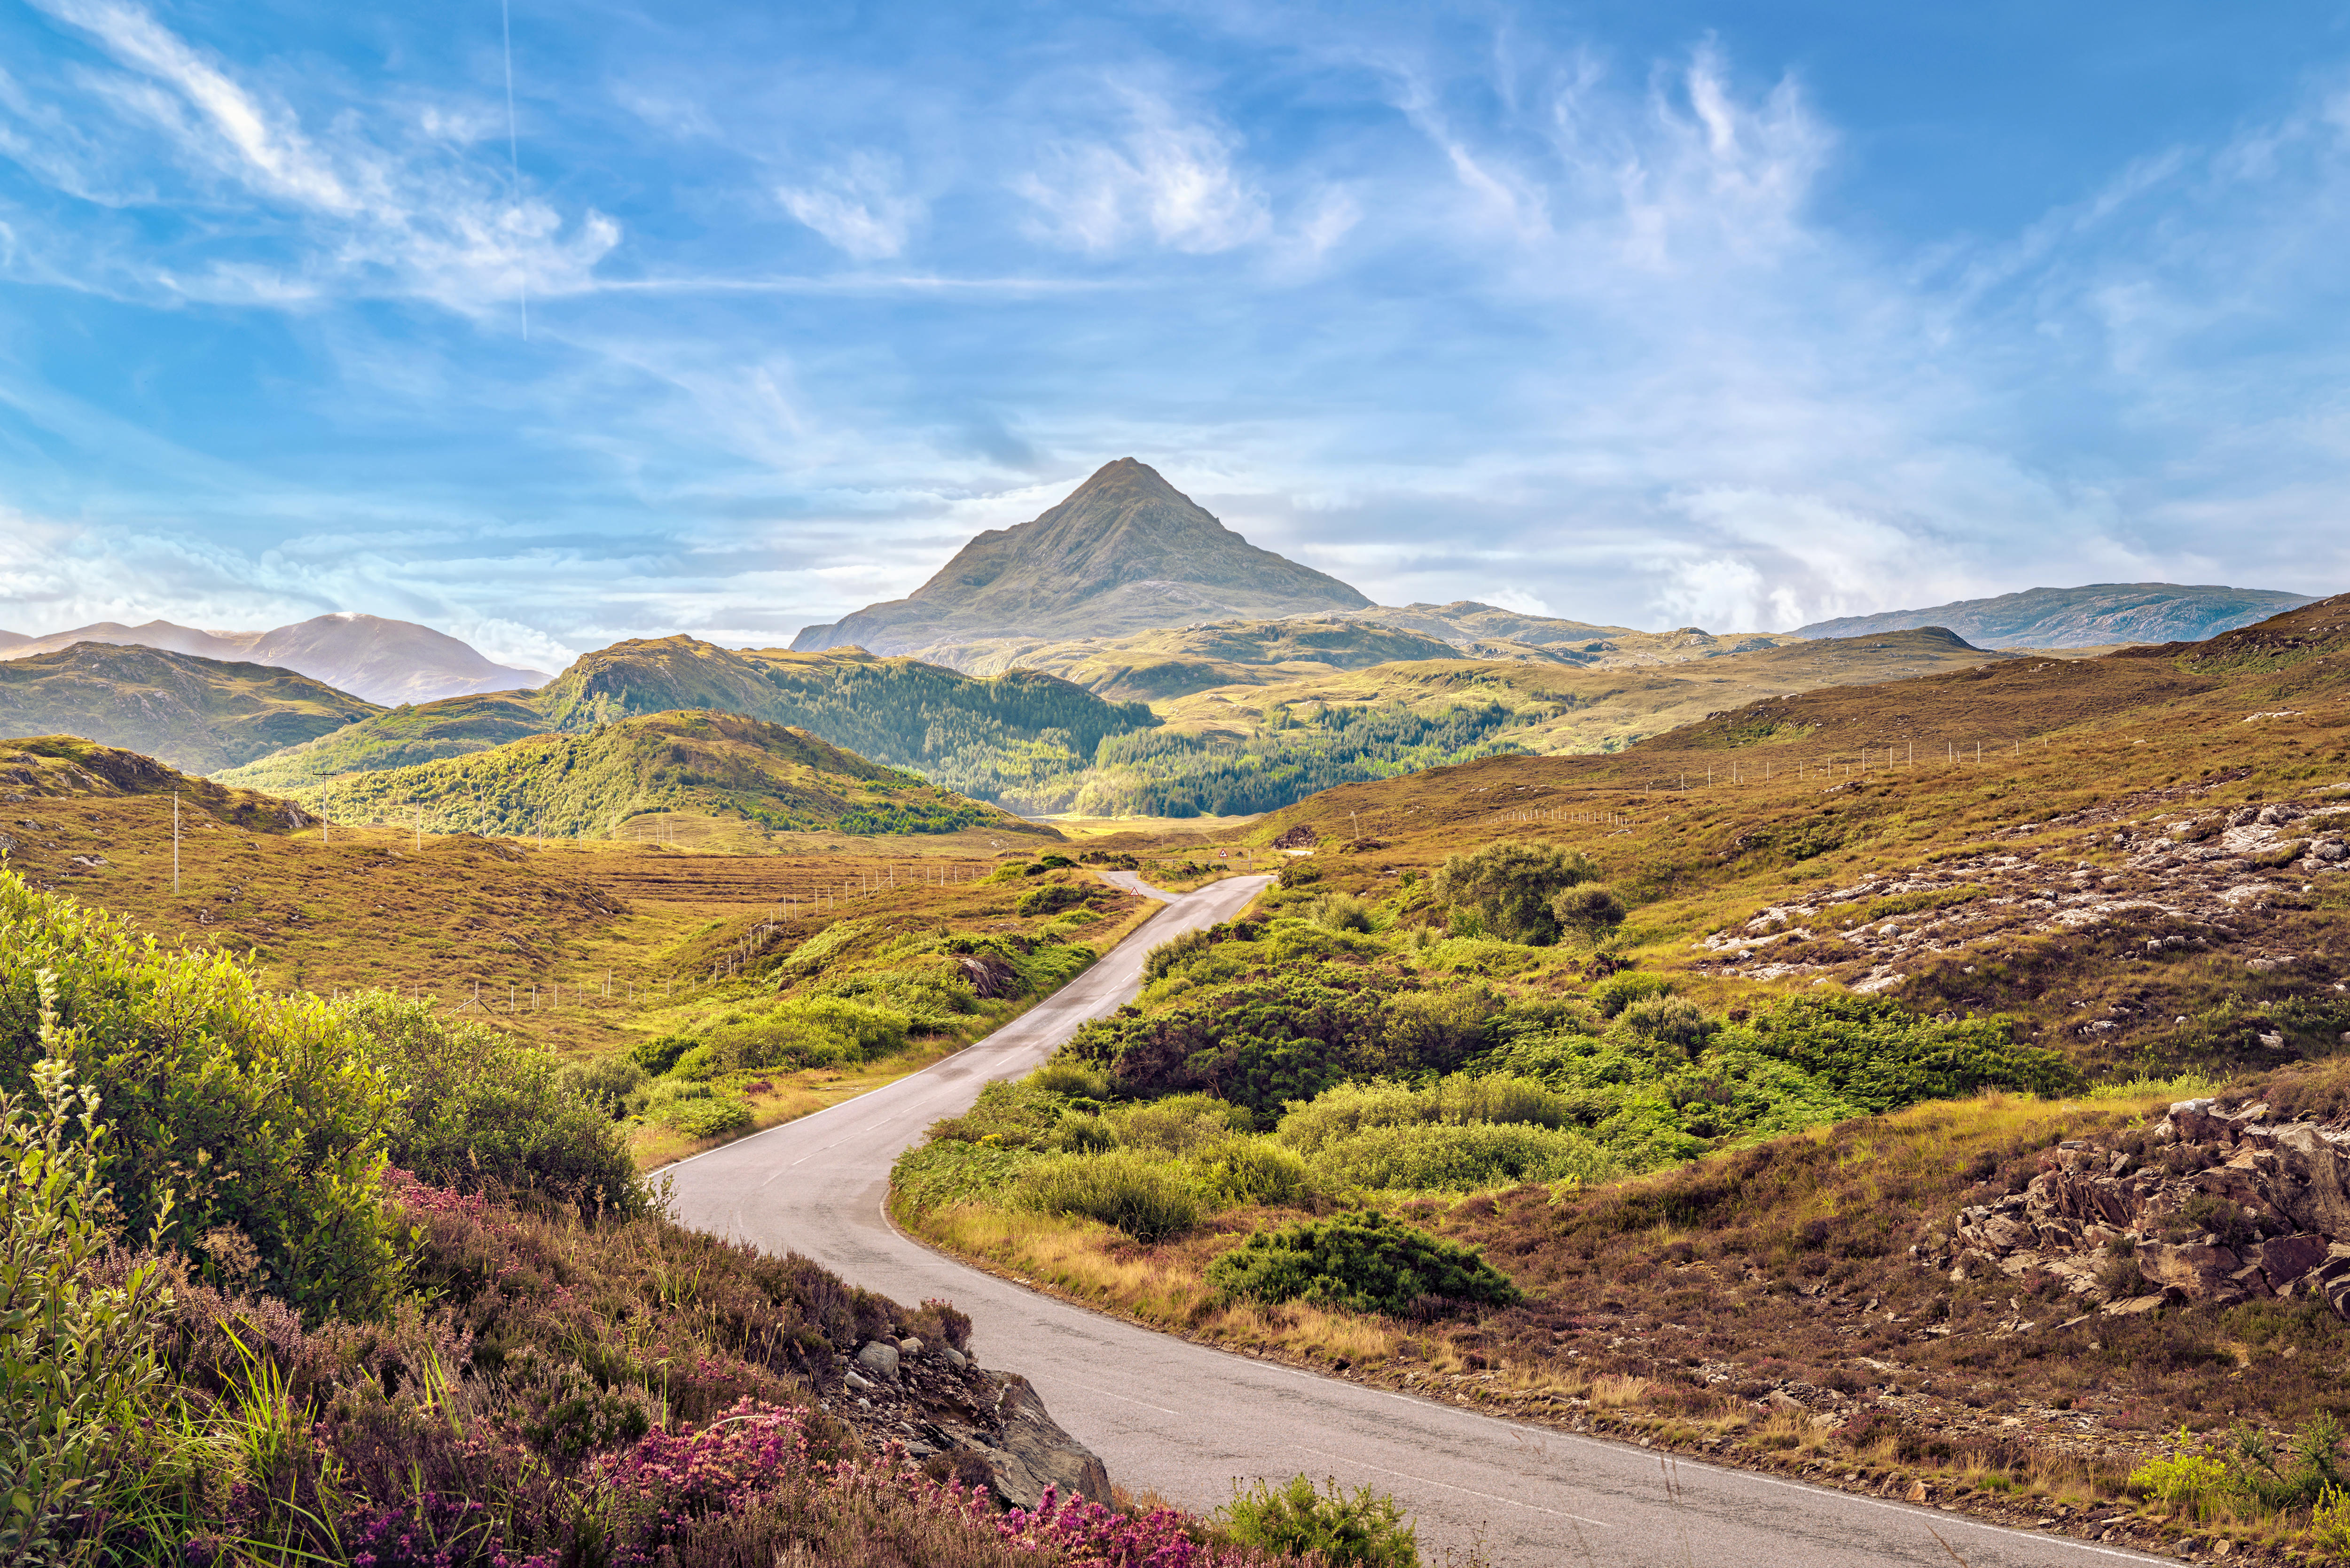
left=668, top=874, right=2165, bottom=1567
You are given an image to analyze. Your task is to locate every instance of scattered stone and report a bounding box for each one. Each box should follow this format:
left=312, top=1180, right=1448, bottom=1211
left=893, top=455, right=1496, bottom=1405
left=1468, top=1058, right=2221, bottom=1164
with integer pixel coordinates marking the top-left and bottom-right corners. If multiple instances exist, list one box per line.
left=900, top=1336, right=924, bottom=1357
left=855, top=1341, right=901, bottom=1381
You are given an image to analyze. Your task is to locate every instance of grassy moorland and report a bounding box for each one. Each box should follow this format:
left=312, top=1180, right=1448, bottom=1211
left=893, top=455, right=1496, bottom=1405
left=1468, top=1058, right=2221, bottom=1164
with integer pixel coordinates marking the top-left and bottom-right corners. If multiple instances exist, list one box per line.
left=892, top=595, right=2350, bottom=1562
left=0, top=733, right=1164, bottom=1169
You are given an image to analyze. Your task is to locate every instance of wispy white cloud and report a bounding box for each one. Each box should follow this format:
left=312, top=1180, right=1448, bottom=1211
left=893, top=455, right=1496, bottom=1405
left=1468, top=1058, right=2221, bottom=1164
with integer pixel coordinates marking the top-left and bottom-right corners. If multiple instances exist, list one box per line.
left=7, top=0, right=618, bottom=316
left=777, top=151, right=924, bottom=259
left=1016, top=86, right=1270, bottom=254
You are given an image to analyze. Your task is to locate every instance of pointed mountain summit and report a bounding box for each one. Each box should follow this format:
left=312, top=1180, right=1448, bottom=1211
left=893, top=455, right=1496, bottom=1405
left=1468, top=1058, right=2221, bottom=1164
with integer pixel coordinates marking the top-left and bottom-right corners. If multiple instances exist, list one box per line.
left=791, top=459, right=1371, bottom=663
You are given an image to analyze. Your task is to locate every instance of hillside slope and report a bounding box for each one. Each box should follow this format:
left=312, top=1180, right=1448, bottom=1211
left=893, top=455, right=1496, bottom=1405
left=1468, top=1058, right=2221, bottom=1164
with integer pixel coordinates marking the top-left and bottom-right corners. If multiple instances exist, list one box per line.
left=0, top=643, right=382, bottom=772
left=0, top=612, right=547, bottom=704
left=790, top=459, right=1370, bottom=663
left=282, top=709, right=1057, bottom=842
left=218, top=638, right=1156, bottom=814
left=1794, top=581, right=2316, bottom=647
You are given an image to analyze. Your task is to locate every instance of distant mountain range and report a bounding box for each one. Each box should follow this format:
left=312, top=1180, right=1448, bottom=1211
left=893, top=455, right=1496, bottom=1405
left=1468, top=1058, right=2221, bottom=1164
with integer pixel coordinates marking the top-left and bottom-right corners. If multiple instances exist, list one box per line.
left=1793, top=583, right=2318, bottom=648
left=0, top=644, right=379, bottom=774
left=791, top=459, right=1371, bottom=664
left=0, top=613, right=547, bottom=705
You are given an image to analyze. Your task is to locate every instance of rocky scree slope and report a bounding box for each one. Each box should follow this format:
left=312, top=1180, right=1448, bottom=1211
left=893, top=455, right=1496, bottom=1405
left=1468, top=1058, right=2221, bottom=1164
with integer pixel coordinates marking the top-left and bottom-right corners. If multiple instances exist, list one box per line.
left=1944, top=1096, right=2350, bottom=1320
left=1699, top=789, right=2348, bottom=998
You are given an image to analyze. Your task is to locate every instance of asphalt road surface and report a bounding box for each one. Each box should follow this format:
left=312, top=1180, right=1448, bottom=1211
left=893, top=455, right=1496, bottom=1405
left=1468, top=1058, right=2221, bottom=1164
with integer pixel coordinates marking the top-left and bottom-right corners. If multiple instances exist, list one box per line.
left=669, top=873, right=2166, bottom=1568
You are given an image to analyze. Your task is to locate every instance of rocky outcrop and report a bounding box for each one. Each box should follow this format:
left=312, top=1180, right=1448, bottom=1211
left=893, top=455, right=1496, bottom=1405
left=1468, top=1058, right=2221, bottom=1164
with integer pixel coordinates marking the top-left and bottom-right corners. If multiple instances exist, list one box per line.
left=826, top=1336, right=1111, bottom=1511
left=1933, top=1099, right=2350, bottom=1316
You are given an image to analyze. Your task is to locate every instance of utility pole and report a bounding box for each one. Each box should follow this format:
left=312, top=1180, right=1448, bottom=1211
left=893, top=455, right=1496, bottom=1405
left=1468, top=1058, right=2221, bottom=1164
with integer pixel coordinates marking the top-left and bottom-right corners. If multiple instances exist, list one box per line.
left=414, top=806, right=421, bottom=853
left=172, top=792, right=180, bottom=895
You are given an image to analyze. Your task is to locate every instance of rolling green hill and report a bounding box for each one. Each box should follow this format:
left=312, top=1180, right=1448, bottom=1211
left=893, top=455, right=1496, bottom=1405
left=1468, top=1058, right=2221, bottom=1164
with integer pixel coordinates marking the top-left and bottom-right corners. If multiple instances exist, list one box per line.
left=217, top=638, right=1158, bottom=810
left=0, top=642, right=381, bottom=773
left=281, top=709, right=1056, bottom=841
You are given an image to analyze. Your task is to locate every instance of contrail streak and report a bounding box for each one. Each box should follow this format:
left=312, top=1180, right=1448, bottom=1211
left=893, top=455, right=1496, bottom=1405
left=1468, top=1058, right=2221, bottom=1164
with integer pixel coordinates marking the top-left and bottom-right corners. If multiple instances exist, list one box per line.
left=501, top=0, right=527, bottom=339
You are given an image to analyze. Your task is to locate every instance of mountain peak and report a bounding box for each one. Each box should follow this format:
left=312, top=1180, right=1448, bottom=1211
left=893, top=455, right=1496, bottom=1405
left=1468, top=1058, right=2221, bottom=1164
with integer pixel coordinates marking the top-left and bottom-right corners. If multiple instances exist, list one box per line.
left=791, top=461, right=1370, bottom=664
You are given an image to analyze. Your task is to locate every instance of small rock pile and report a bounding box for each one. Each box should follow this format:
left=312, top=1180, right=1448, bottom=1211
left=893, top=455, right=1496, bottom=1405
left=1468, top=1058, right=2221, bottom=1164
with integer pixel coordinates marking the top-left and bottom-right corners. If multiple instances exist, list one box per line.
left=1933, top=1098, right=2350, bottom=1317
left=824, top=1332, right=1110, bottom=1509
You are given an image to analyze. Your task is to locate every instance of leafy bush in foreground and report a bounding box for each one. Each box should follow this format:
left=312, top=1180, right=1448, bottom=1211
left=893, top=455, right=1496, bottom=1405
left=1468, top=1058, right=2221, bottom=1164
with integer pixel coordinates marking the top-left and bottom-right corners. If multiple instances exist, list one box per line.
left=1, top=1060, right=172, bottom=1561
left=342, top=991, right=647, bottom=1218
left=0, top=873, right=397, bottom=1316
left=1207, top=1209, right=1522, bottom=1317
left=1219, top=1474, right=1420, bottom=1568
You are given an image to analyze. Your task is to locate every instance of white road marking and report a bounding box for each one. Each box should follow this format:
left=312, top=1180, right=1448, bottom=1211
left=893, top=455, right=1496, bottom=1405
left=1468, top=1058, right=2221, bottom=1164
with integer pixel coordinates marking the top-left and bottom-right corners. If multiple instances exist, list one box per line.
left=1296, top=1445, right=1613, bottom=1528
left=1058, top=1380, right=1181, bottom=1416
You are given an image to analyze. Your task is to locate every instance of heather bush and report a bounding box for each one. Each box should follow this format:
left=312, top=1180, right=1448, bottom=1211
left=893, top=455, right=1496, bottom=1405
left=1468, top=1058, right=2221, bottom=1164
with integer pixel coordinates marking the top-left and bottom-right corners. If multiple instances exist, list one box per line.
left=1207, top=1210, right=1521, bottom=1318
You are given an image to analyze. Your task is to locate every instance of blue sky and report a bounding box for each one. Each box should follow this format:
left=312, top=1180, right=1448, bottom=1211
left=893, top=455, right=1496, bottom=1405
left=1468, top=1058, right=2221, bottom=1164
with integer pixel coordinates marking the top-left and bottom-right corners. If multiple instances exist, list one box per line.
left=2, top=1, right=2348, bottom=670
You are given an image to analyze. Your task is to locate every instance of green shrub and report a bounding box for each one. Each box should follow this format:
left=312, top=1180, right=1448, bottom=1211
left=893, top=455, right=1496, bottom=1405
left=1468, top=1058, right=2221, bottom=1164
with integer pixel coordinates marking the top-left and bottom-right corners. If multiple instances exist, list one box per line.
left=1305, top=1121, right=1617, bottom=1193
left=672, top=1043, right=719, bottom=1080
left=930, top=1078, right=1072, bottom=1149
left=557, top=1053, right=648, bottom=1119
left=1029, top=1057, right=1110, bottom=1099
left=1726, top=995, right=2077, bottom=1111
left=0, top=1058, right=174, bottom=1559
left=1303, top=892, right=1375, bottom=933
left=1430, top=840, right=1595, bottom=945
left=1613, top=995, right=1717, bottom=1055
left=1551, top=882, right=1627, bottom=939
left=892, top=1137, right=1037, bottom=1211
left=2127, top=1446, right=2234, bottom=1517
left=1196, top=1136, right=1317, bottom=1208
left=1012, top=1151, right=1201, bottom=1241
left=655, top=1087, right=755, bottom=1140
left=1278, top=861, right=1323, bottom=889
left=342, top=994, right=646, bottom=1218
left=1275, top=1075, right=1576, bottom=1153
left=707, top=995, right=910, bottom=1072
left=1590, top=971, right=1672, bottom=1017
left=1207, top=1209, right=1521, bottom=1317
left=0, top=874, right=396, bottom=1317
left=629, top=1033, right=697, bottom=1075
left=1219, top=1475, right=1418, bottom=1568
left=1050, top=1113, right=1120, bottom=1154
left=1016, top=881, right=1093, bottom=918
left=1109, top=1093, right=1251, bottom=1154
